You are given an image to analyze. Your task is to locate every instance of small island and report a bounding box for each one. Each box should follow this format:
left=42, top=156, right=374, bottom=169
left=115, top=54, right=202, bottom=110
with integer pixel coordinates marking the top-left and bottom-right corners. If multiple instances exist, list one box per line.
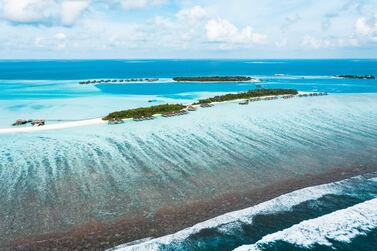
left=173, top=76, right=255, bottom=82
left=336, top=75, right=375, bottom=80
left=103, top=104, right=186, bottom=120
left=103, top=89, right=300, bottom=121
left=194, top=89, right=298, bottom=104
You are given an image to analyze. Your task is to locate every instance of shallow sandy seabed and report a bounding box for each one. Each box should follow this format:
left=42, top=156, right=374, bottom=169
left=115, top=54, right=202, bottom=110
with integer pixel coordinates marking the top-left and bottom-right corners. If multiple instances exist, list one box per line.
left=1, top=93, right=377, bottom=249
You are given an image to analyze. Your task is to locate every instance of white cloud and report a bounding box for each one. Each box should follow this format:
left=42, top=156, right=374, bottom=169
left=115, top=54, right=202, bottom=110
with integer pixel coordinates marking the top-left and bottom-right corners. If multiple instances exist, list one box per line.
left=176, top=5, right=207, bottom=23
left=61, top=0, right=89, bottom=25
left=275, top=37, right=288, bottom=48
left=355, top=16, right=377, bottom=36
left=120, top=0, right=147, bottom=10
left=34, top=32, right=67, bottom=49
left=206, top=18, right=267, bottom=45
left=1, top=0, right=377, bottom=58
left=2, top=0, right=56, bottom=23
left=302, top=35, right=358, bottom=49
left=119, top=0, right=166, bottom=10
left=1, top=0, right=88, bottom=25
left=55, top=32, right=66, bottom=40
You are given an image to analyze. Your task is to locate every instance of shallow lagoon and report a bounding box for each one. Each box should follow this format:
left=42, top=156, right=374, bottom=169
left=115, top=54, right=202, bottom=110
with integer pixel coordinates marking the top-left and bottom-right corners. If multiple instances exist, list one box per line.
left=1, top=93, right=377, bottom=247
left=1, top=60, right=377, bottom=249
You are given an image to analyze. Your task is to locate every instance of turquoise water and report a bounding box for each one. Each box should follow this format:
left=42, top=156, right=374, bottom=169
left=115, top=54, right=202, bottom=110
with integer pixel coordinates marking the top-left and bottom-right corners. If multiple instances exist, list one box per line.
left=1, top=59, right=376, bottom=128
left=1, top=60, right=377, bottom=250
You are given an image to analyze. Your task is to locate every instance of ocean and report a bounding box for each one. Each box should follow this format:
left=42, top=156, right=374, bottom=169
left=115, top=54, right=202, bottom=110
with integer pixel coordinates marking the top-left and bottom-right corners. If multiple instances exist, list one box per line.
left=0, top=59, right=377, bottom=250
left=113, top=175, right=377, bottom=251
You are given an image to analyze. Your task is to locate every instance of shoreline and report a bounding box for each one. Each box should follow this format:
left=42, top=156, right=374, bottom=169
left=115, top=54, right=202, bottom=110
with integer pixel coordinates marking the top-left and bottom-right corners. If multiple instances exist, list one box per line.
left=0, top=118, right=106, bottom=134
left=0, top=92, right=317, bottom=134
left=6, top=164, right=377, bottom=251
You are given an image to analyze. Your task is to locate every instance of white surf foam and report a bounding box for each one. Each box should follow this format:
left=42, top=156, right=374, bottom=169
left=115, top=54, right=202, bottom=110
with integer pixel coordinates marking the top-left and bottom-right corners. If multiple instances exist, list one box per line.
left=234, top=198, right=377, bottom=251
left=110, top=176, right=372, bottom=251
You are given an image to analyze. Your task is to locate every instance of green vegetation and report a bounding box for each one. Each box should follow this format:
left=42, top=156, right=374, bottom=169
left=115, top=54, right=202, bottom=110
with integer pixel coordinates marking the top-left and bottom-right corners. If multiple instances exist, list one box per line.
left=173, top=76, right=254, bottom=82
left=103, top=89, right=299, bottom=121
left=194, top=89, right=298, bottom=104
left=336, top=75, right=375, bottom=80
left=103, top=104, right=185, bottom=120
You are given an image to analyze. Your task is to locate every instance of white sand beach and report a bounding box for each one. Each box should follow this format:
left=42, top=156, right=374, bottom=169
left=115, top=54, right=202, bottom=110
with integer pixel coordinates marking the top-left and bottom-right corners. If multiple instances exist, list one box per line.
left=0, top=118, right=106, bottom=134
left=0, top=92, right=319, bottom=135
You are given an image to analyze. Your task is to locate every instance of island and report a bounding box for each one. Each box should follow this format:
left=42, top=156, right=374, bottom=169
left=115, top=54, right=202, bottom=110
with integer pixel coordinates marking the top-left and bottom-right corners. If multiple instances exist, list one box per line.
left=103, top=89, right=300, bottom=122
left=335, top=75, right=375, bottom=80
left=3, top=89, right=328, bottom=133
left=103, top=104, right=186, bottom=120
left=194, top=89, right=298, bottom=104
left=173, top=76, right=255, bottom=82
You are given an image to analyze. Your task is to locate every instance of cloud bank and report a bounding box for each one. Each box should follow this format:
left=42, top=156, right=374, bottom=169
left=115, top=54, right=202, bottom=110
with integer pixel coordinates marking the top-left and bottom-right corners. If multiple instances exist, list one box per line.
left=0, top=0, right=376, bottom=58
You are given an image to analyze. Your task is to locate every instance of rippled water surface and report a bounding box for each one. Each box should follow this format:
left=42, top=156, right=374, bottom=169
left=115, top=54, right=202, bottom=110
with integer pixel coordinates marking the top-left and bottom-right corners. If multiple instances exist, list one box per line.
left=1, top=60, right=377, bottom=249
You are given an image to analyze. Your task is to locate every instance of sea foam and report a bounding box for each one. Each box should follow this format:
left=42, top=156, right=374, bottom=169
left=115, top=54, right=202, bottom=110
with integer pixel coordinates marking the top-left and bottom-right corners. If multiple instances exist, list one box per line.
left=234, top=198, right=377, bottom=251
left=110, top=175, right=376, bottom=251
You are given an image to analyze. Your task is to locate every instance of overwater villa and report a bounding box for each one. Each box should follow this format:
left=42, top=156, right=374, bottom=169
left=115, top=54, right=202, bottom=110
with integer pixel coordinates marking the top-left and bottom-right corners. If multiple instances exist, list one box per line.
left=162, top=110, right=189, bottom=118
left=12, top=119, right=30, bottom=126
left=200, top=103, right=214, bottom=108
left=31, top=120, right=45, bottom=127
left=133, top=116, right=155, bottom=121
left=79, top=78, right=160, bottom=85
left=108, top=118, right=124, bottom=125
left=282, top=95, right=295, bottom=99
left=186, top=105, right=197, bottom=111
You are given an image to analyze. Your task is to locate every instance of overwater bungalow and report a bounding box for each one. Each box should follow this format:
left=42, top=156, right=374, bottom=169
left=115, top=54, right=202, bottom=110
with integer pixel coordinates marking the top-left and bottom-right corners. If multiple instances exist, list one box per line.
left=200, top=103, right=214, bottom=108
left=12, top=119, right=30, bottom=126
left=31, top=120, right=45, bottom=127
left=186, top=105, right=197, bottom=111
left=146, top=78, right=159, bottom=82
left=282, top=95, right=295, bottom=99
left=108, top=118, right=124, bottom=125
left=251, top=98, right=261, bottom=102
left=134, top=116, right=156, bottom=121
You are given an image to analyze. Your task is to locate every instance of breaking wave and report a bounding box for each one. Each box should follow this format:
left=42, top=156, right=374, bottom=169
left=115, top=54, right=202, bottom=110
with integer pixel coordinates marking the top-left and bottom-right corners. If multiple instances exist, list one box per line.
left=235, top=198, right=377, bottom=251
left=111, top=174, right=377, bottom=251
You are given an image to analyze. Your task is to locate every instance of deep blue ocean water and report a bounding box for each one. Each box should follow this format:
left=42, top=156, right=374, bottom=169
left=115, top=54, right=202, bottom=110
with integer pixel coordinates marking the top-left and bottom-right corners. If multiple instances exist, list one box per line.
left=0, top=59, right=377, bottom=100
left=1, top=60, right=377, bottom=251
left=0, top=59, right=376, bottom=80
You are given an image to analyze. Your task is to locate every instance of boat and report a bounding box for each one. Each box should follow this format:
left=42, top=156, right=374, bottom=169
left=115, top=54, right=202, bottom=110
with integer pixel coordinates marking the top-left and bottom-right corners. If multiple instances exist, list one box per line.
left=239, top=100, right=249, bottom=105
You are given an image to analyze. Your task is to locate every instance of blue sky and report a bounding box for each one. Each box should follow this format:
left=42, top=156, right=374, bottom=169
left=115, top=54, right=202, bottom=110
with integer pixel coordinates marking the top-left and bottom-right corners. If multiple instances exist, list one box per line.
left=1, top=0, right=377, bottom=59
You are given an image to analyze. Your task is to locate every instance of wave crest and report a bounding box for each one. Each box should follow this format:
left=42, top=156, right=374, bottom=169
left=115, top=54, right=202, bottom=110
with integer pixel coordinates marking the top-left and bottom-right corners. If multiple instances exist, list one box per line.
left=235, top=198, right=377, bottom=251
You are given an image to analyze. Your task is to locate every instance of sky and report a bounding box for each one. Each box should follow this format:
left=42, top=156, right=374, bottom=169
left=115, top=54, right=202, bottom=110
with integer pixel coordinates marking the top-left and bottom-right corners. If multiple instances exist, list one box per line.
left=0, top=0, right=377, bottom=59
